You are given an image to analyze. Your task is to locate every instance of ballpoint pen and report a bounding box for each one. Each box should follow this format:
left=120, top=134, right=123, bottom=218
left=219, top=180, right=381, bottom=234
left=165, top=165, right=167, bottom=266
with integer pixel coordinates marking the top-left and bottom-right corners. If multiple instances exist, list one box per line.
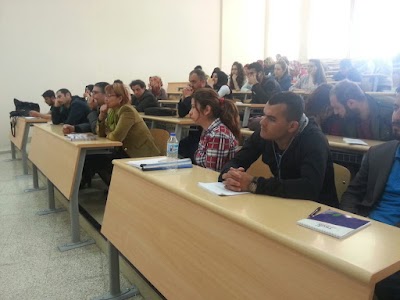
left=308, top=206, right=321, bottom=218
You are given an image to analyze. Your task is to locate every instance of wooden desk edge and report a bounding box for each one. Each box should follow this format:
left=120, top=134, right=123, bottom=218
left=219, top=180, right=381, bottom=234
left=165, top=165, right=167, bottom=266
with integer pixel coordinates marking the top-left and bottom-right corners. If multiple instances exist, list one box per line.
left=112, top=159, right=380, bottom=285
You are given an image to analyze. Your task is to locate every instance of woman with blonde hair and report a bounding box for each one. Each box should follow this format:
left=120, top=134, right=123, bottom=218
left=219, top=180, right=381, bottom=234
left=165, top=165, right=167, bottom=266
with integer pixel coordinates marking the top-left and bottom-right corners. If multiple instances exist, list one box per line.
left=88, top=82, right=160, bottom=185
left=189, top=88, right=240, bottom=171
left=149, top=76, right=167, bottom=100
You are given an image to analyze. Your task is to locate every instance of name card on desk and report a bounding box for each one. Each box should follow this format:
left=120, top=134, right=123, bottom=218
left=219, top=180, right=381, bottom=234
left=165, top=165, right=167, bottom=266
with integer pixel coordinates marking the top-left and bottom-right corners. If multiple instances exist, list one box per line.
left=343, top=138, right=368, bottom=146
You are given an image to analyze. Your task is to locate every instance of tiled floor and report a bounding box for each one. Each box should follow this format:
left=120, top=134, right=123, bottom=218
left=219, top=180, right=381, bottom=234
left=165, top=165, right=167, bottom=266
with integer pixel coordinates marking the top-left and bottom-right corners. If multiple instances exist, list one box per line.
left=0, top=153, right=144, bottom=300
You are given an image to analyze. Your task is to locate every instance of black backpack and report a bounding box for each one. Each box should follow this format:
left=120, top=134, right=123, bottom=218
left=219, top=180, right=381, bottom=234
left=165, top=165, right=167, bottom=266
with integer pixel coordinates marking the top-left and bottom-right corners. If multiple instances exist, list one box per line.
left=10, top=98, right=41, bottom=137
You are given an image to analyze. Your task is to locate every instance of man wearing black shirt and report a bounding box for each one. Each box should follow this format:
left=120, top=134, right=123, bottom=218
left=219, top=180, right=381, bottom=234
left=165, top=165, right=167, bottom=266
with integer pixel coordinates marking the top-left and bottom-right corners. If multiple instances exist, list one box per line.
left=52, top=88, right=90, bottom=125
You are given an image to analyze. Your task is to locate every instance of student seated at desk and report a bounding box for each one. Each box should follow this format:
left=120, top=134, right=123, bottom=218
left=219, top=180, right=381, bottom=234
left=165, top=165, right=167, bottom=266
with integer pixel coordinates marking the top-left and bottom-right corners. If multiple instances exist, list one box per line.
left=178, top=69, right=210, bottom=162
left=189, top=88, right=240, bottom=172
left=220, top=92, right=338, bottom=207
left=62, top=82, right=109, bottom=134
left=274, top=60, right=292, bottom=91
left=305, top=83, right=346, bottom=136
left=333, top=59, right=362, bottom=83
left=329, top=80, right=393, bottom=141
left=228, top=61, right=245, bottom=91
left=51, top=88, right=90, bottom=125
left=29, top=89, right=55, bottom=120
left=240, top=64, right=253, bottom=92
left=148, top=76, right=167, bottom=100
left=289, top=59, right=326, bottom=92
left=130, top=79, right=158, bottom=112
left=87, top=83, right=160, bottom=185
left=247, top=62, right=281, bottom=104
left=208, top=70, right=232, bottom=99
left=340, top=96, right=400, bottom=300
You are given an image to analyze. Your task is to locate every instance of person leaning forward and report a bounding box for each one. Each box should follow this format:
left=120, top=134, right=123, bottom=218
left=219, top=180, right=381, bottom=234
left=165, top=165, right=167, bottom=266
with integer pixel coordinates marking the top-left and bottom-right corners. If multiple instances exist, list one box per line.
left=220, top=91, right=339, bottom=208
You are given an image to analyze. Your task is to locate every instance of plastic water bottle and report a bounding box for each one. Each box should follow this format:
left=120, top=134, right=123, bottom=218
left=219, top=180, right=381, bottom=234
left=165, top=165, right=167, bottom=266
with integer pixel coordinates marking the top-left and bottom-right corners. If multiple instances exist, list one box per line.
left=166, top=132, right=179, bottom=160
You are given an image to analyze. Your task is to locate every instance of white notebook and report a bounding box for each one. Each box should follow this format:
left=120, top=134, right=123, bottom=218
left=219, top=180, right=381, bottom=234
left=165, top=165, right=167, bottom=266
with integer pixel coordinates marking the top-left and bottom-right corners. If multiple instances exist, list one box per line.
left=198, top=182, right=249, bottom=196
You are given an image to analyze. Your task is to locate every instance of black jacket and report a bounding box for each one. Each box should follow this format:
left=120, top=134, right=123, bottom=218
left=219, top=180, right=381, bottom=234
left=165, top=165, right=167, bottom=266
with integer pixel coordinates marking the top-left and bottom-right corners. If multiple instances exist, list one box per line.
left=219, top=120, right=339, bottom=207
left=275, top=74, right=292, bottom=91
left=51, top=96, right=90, bottom=125
left=132, top=90, right=158, bottom=112
left=341, top=140, right=400, bottom=216
left=74, top=109, right=98, bottom=133
left=251, top=77, right=282, bottom=104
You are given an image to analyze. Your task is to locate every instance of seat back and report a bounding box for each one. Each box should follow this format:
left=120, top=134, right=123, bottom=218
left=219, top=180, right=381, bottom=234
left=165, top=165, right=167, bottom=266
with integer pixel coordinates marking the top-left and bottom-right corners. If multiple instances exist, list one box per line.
left=333, top=163, right=351, bottom=201
left=150, top=129, right=170, bottom=156
left=246, top=155, right=273, bottom=178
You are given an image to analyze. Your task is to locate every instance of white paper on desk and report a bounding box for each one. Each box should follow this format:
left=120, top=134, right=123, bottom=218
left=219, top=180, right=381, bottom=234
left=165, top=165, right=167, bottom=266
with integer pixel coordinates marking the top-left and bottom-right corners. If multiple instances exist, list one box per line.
left=343, top=138, right=368, bottom=146
left=24, top=117, right=37, bottom=119
left=198, top=182, right=250, bottom=196
left=126, top=157, right=168, bottom=168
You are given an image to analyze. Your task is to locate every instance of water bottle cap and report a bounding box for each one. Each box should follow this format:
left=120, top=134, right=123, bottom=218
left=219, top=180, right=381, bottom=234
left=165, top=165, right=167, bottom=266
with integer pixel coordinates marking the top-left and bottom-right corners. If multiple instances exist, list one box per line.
left=170, top=133, right=176, bottom=136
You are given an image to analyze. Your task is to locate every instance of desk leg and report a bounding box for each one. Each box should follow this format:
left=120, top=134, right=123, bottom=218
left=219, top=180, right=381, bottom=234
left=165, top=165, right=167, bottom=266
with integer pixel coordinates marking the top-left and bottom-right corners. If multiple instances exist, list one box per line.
left=58, top=150, right=95, bottom=252
left=11, top=141, right=16, bottom=159
left=175, top=124, right=182, bottom=141
left=20, top=123, right=31, bottom=175
left=373, top=76, right=379, bottom=92
left=24, top=164, right=46, bottom=193
left=242, top=107, right=251, bottom=127
left=93, top=242, right=140, bottom=300
left=151, top=120, right=156, bottom=129
left=37, top=179, right=66, bottom=215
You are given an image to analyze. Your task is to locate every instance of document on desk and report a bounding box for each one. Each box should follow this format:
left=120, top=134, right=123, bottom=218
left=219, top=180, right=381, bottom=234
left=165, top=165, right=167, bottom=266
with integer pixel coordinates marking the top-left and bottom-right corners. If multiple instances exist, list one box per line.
left=343, top=138, right=368, bottom=146
left=126, top=157, right=192, bottom=171
left=198, top=182, right=250, bottom=196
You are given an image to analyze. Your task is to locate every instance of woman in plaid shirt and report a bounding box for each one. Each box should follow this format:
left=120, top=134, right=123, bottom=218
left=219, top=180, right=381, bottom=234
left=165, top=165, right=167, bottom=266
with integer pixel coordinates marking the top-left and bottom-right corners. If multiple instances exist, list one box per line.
left=189, top=88, right=240, bottom=171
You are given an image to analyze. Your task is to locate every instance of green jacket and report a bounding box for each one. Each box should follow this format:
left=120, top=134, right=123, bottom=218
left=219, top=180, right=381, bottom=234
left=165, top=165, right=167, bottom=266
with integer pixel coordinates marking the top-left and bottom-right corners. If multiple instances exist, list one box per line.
left=97, top=104, right=160, bottom=158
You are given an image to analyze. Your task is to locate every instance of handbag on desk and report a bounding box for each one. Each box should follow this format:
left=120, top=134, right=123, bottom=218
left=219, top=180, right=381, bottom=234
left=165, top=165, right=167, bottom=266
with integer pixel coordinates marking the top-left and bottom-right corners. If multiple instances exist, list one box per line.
left=9, top=98, right=41, bottom=137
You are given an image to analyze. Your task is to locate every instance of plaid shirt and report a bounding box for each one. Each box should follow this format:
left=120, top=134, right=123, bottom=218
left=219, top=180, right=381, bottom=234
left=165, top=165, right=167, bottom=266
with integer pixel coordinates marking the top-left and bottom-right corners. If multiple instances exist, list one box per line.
left=195, top=118, right=238, bottom=171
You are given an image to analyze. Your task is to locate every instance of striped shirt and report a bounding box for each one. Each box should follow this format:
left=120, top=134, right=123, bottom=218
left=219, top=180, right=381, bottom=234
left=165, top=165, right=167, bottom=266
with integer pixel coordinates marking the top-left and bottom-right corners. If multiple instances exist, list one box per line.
left=195, top=118, right=238, bottom=172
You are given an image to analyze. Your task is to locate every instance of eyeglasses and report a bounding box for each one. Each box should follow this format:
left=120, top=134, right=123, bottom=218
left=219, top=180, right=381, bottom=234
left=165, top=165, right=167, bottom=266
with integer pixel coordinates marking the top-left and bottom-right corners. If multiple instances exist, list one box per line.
left=92, top=91, right=104, bottom=95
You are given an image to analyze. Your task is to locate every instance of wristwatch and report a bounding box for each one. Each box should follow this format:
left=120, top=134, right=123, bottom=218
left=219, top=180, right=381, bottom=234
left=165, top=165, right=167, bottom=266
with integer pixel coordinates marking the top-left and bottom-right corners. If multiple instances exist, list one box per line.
left=248, top=177, right=258, bottom=193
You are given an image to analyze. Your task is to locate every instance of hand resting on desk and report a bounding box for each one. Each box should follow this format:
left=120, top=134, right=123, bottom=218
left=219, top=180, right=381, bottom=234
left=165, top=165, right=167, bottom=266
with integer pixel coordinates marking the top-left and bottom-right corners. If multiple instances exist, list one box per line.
left=222, top=167, right=254, bottom=192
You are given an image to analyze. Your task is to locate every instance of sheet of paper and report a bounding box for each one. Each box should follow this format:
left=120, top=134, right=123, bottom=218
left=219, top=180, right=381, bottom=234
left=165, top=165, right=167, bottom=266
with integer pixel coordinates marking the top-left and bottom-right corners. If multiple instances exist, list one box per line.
left=198, top=182, right=250, bottom=196
left=343, top=138, right=368, bottom=146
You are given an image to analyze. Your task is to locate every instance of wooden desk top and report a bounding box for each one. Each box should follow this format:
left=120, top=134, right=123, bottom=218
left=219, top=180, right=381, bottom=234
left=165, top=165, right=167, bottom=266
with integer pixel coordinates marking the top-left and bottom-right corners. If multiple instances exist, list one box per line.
left=140, top=114, right=195, bottom=125
left=232, top=91, right=251, bottom=94
left=19, top=117, right=48, bottom=124
left=235, top=103, right=265, bottom=108
left=326, top=135, right=384, bottom=153
left=9, top=117, right=48, bottom=150
left=110, top=159, right=400, bottom=285
left=241, top=129, right=384, bottom=153
left=158, top=99, right=179, bottom=104
left=33, top=123, right=122, bottom=149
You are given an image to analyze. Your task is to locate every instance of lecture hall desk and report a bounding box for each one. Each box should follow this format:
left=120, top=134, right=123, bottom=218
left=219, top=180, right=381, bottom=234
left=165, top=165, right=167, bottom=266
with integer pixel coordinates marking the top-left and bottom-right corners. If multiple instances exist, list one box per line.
left=140, top=114, right=195, bottom=141
left=101, top=159, right=400, bottom=300
left=28, top=123, right=122, bottom=251
left=8, top=116, right=47, bottom=175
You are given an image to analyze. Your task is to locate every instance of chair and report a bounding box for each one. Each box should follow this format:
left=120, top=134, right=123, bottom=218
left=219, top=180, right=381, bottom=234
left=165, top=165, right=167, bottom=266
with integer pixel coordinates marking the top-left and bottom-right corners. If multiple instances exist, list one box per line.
left=246, top=155, right=273, bottom=178
left=150, top=129, right=170, bottom=156
left=333, top=163, right=351, bottom=201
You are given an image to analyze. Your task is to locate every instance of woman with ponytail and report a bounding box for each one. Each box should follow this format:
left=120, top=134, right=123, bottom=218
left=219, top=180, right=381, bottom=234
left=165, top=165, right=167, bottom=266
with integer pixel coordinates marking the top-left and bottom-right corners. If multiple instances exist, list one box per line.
left=189, top=88, right=240, bottom=171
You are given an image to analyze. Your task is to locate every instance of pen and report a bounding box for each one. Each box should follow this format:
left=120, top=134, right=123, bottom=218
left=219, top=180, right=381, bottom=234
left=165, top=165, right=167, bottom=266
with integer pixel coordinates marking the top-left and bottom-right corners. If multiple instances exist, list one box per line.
left=308, top=206, right=321, bottom=218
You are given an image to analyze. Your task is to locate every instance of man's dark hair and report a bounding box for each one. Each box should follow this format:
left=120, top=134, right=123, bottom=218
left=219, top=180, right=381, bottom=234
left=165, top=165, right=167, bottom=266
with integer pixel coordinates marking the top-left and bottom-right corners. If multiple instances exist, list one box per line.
left=248, top=62, right=263, bottom=73
left=57, top=88, right=71, bottom=96
left=129, top=80, right=146, bottom=89
left=306, top=84, right=333, bottom=116
left=339, top=59, right=353, bottom=69
left=85, top=84, right=94, bottom=92
left=113, top=79, right=123, bottom=84
left=94, top=82, right=109, bottom=94
left=330, top=79, right=365, bottom=105
left=189, top=69, right=206, bottom=81
left=194, top=65, right=202, bottom=70
left=42, top=90, right=55, bottom=98
left=269, top=92, right=304, bottom=122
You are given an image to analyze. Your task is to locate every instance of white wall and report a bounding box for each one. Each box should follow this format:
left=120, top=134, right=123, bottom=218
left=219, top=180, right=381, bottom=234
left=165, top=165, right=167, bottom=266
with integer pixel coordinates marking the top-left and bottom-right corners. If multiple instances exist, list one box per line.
left=0, top=0, right=222, bottom=151
left=221, top=0, right=266, bottom=73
